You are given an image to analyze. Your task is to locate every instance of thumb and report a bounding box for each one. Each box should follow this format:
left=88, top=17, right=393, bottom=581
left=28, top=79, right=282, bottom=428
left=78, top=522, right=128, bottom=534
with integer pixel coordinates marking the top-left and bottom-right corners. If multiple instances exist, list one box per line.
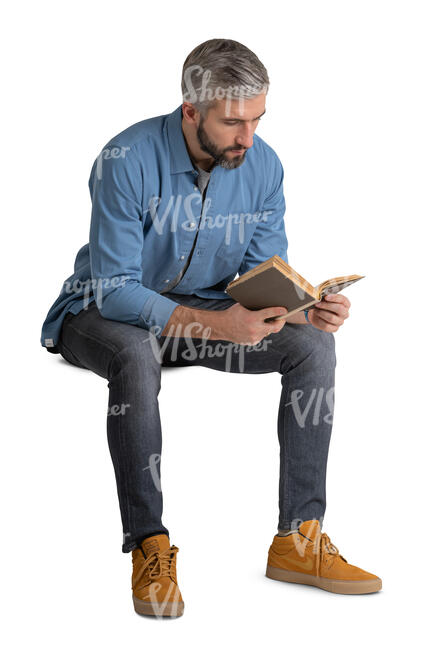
left=260, top=306, right=288, bottom=321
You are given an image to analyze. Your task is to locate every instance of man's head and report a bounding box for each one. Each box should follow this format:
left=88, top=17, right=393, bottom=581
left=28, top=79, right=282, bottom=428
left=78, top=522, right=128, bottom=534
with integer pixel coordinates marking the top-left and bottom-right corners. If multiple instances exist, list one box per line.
left=181, top=39, right=269, bottom=170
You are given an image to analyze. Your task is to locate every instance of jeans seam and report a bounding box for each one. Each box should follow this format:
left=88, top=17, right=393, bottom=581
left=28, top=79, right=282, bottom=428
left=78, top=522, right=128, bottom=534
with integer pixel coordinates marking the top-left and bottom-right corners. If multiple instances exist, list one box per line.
left=281, top=382, right=290, bottom=526
left=116, top=366, right=132, bottom=538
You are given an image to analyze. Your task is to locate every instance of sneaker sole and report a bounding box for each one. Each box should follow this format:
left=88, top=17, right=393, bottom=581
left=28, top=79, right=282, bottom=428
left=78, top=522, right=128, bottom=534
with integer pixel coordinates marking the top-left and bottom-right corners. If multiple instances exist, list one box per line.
left=266, top=565, right=382, bottom=594
left=132, top=594, right=184, bottom=617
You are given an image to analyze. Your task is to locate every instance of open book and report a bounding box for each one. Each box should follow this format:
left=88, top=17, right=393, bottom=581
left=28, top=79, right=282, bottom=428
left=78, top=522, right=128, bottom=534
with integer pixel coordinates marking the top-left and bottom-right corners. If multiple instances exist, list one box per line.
left=226, top=255, right=364, bottom=322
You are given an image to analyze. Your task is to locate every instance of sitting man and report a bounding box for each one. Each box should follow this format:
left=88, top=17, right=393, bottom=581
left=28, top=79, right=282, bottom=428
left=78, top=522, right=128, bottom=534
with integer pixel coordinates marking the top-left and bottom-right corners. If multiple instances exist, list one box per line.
left=40, top=38, right=381, bottom=618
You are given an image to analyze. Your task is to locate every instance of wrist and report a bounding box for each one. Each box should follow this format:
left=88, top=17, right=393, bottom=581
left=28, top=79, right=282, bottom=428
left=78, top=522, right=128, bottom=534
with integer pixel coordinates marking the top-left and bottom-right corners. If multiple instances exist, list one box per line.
left=161, top=305, right=227, bottom=340
left=201, top=309, right=228, bottom=340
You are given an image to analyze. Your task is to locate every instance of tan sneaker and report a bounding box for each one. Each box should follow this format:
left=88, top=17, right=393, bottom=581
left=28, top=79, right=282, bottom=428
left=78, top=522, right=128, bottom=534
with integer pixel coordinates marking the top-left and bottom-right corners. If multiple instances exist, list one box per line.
left=132, top=534, right=184, bottom=617
left=266, top=519, right=382, bottom=594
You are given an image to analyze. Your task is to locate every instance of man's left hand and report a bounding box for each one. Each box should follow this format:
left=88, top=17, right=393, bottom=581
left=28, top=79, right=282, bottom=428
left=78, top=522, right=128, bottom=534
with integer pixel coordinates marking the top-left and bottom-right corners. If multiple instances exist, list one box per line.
left=308, top=293, right=351, bottom=332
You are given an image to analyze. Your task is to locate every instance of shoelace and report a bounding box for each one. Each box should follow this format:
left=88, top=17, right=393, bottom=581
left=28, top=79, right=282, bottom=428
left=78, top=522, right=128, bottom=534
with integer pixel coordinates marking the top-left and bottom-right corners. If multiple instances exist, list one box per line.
left=320, top=533, right=340, bottom=556
left=137, top=545, right=179, bottom=584
left=314, top=533, right=346, bottom=574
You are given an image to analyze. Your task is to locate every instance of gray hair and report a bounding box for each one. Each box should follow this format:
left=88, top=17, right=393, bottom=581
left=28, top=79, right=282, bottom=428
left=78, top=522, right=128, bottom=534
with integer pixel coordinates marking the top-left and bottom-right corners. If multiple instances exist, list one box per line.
left=181, top=39, right=269, bottom=115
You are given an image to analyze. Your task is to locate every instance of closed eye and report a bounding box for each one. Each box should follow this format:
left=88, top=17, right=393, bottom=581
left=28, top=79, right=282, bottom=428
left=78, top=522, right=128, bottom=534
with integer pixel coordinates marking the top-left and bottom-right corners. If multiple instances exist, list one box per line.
left=223, top=117, right=262, bottom=126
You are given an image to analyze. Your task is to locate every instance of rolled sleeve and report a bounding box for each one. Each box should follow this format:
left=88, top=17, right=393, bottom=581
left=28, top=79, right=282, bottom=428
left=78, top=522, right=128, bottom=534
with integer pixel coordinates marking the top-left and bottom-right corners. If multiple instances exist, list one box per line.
left=137, top=291, right=180, bottom=332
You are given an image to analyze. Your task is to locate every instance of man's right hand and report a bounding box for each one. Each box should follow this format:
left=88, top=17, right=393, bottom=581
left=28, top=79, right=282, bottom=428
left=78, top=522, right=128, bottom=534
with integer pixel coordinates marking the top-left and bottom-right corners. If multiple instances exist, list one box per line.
left=160, top=302, right=288, bottom=344
left=220, top=303, right=288, bottom=345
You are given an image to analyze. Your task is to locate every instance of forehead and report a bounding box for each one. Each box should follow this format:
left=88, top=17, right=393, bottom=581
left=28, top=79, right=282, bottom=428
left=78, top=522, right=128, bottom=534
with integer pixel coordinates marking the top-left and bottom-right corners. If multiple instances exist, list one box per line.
left=209, top=93, right=266, bottom=120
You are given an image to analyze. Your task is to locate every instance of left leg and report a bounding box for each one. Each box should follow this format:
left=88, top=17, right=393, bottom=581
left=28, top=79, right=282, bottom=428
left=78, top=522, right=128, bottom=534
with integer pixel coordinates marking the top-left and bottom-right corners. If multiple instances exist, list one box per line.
left=157, top=299, right=381, bottom=595
left=157, top=294, right=336, bottom=529
left=269, top=323, right=336, bottom=531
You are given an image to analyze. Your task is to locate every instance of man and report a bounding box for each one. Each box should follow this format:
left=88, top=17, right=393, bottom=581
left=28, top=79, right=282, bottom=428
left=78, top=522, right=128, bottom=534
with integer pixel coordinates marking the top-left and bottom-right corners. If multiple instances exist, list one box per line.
left=41, top=38, right=381, bottom=618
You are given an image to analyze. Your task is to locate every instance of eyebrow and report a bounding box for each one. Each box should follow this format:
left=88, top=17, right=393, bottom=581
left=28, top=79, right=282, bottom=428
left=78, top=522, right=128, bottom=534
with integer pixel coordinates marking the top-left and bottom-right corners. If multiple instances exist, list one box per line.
left=221, top=109, right=266, bottom=122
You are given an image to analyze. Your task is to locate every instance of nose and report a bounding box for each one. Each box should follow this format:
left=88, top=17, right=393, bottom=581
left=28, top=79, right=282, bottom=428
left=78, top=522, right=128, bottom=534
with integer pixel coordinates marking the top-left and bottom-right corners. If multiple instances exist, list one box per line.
left=235, top=123, right=254, bottom=149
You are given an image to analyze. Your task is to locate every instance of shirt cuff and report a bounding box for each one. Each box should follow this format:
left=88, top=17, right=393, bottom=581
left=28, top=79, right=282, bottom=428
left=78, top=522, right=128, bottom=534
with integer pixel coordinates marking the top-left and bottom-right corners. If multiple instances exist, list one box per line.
left=138, top=292, right=180, bottom=335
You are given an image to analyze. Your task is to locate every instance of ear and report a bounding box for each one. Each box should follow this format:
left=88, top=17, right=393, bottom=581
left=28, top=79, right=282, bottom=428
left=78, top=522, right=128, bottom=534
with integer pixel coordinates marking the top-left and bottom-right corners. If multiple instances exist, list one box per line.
left=182, top=102, right=200, bottom=125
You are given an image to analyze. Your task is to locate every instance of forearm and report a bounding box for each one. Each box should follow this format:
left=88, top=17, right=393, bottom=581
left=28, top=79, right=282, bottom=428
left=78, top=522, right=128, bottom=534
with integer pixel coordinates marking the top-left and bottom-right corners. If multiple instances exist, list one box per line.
left=161, top=304, right=228, bottom=340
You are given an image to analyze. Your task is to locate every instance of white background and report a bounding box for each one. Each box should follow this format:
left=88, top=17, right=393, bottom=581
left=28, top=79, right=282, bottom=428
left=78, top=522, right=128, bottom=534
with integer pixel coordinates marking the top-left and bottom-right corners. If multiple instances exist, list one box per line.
left=2, top=0, right=420, bottom=647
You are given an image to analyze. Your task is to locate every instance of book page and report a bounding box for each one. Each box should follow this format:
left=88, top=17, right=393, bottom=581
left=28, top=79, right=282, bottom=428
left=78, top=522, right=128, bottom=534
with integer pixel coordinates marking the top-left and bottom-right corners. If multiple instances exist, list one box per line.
left=316, top=275, right=364, bottom=298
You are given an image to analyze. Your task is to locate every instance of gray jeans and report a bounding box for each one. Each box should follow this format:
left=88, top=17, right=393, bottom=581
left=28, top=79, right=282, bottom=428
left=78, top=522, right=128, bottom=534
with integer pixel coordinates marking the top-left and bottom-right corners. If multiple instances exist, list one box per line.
left=57, top=293, right=336, bottom=552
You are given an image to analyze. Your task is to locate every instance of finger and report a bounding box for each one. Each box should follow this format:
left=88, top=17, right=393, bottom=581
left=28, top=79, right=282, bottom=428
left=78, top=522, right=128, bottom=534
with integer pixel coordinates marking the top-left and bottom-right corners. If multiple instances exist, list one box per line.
left=313, top=308, right=345, bottom=326
left=311, top=313, right=339, bottom=332
left=268, top=320, right=286, bottom=333
left=260, top=306, right=288, bottom=321
left=314, top=301, right=349, bottom=318
left=322, top=293, right=351, bottom=309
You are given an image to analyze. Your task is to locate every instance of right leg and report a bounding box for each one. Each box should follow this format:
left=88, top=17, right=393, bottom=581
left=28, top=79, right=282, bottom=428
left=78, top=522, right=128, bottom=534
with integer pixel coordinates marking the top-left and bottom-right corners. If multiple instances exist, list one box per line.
left=57, top=301, right=168, bottom=553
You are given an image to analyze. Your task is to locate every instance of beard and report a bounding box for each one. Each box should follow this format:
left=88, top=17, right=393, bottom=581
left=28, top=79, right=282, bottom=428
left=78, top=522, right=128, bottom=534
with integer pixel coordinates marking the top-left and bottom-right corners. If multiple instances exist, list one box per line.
left=196, top=116, right=248, bottom=170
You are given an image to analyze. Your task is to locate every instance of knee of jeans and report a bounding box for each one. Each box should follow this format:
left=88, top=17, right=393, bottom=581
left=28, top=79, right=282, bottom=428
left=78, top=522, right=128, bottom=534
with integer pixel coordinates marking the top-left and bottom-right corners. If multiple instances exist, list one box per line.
left=315, top=330, right=336, bottom=369
left=301, top=328, right=336, bottom=372
left=108, top=332, right=163, bottom=378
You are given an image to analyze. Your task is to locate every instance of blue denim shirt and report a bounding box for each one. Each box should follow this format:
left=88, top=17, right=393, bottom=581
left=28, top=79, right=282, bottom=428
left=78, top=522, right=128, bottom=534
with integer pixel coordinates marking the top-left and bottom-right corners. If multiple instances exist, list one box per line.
left=40, top=104, right=288, bottom=351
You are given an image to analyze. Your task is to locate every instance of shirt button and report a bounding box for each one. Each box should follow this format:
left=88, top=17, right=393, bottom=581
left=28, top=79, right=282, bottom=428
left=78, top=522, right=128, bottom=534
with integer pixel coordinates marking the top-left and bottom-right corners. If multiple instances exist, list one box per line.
left=180, top=255, right=185, bottom=260
left=165, top=279, right=169, bottom=283
left=189, top=222, right=195, bottom=228
left=194, top=186, right=199, bottom=191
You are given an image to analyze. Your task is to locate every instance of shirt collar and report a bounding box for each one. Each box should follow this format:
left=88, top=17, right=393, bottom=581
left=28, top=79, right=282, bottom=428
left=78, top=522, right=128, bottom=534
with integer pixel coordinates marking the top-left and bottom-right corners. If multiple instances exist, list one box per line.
left=166, top=104, right=196, bottom=175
